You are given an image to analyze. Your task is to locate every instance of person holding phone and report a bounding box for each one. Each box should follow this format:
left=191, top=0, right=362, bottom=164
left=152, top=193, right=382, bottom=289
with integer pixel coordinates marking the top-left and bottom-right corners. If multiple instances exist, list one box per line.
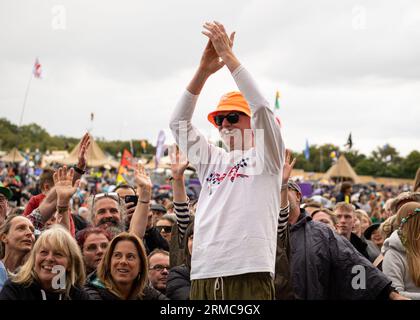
left=114, top=184, right=138, bottom=230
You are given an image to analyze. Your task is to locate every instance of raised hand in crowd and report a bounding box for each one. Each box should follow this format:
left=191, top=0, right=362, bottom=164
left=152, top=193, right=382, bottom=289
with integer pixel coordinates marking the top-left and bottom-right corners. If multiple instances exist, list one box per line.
left=75, top=132, right=91, bottom=178
left=187, top=22, right=235, bottom=95
left=129, top=163, right=153, bottom=239
left=282, top=149, right=296, bottom=185
left=169, top=144, right=189, bottom=204
left=202, top=21, right=238, bottom=72
left=53, top=166, right=80, bottom=231
left=37, top=133, right=89, bottom=224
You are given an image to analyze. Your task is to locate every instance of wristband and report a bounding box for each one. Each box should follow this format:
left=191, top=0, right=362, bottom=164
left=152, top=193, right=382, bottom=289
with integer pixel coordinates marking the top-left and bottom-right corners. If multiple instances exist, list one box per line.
left=281, top=184, right=288, bottom=190
left=139, top=200, right=150, bottom=204
left=56, top=206, right=69, bottom=214
left=73, top=166, right=86, bottom=175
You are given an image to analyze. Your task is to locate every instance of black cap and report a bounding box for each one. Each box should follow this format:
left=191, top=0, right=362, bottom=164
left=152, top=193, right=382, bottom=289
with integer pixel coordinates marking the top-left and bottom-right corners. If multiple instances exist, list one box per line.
left=150, top=204, right=167, bottom=213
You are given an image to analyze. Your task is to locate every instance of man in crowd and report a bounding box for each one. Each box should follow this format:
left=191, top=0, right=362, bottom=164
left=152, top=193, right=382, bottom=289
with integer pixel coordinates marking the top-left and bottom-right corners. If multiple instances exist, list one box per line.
left=336, top=181, right=353, bottom=203
left=148, top=249, right=170, bottom=295
left=89, top=192, right=125, bottom=237
left=170, top=21, right=284, bottom=299
left=114, top=183, right=137, bottom=230
left=286, top=179, right=407, bottom=300
left=334, top=202, right=371, bottom=260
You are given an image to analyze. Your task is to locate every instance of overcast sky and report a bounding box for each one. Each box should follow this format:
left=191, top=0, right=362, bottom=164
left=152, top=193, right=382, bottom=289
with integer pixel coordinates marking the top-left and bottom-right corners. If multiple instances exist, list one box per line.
left=1, top=0, right=419, bottom=156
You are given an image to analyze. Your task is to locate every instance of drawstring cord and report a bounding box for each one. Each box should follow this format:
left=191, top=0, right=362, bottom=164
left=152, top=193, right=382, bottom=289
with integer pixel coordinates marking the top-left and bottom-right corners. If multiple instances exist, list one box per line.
left=213, top=277, right=225, bottom=300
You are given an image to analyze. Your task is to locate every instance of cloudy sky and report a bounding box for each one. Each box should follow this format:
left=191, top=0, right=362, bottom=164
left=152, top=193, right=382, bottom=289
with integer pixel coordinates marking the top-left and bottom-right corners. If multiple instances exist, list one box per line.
left=1, top=0, right=419, bottom=156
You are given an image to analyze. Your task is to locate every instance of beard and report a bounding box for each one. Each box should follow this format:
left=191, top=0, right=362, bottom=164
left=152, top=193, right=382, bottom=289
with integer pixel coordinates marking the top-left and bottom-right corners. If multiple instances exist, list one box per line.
left=220, top=128, right=244, bottom=150
left=97, top=217, right=125, bottom=236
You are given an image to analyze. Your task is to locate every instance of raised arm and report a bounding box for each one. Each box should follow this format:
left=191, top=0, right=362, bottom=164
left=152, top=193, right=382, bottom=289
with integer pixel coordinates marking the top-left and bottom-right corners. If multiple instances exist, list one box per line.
left=37, top=133, right=90, bottom=222
left=203, top=21, right=284, bottom=173
left=277, top=149, right=296, bottom=238
left=73, top=133, right=90, bottom=183
left=129, top=163, right=153, bottom=239
left=169, top=30, right=234, bottom=168
left=169, top=145, right=191, bottom=242
left=53, top=166, right=80, bottom=232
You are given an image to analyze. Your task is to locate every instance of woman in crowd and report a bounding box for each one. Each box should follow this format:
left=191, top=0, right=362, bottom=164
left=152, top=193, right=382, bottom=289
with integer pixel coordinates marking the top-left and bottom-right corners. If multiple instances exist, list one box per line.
left=372, top=215, right=399, bottom=270
left=0, top=225, right=89, bottom=300
left=156, top=214, right=176, bottom=244
left=355, top=209, right=371, bottom=234
left=382, top=202, right=420, bottom=299
left=0, top=214, right=35, bottom=291
left=311, top=208, right=337, bottom=230
left=76, top=227, right=112, bottom=276
left=85, top=232, right=166, bottom=300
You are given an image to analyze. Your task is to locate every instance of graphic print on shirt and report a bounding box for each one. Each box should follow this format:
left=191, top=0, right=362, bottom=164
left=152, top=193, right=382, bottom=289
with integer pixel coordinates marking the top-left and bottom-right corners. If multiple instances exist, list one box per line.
left=205, top=158, right=250, bottom=195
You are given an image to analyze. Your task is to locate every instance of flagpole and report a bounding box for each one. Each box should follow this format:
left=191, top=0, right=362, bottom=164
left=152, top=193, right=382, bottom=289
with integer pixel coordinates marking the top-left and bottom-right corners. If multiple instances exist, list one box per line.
left=19, top=71, right=33, bottom=127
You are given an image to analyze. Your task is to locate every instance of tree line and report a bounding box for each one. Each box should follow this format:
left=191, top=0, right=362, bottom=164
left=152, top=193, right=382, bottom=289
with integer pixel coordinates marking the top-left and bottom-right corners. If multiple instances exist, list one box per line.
left=1, top=117, right=418, bottom=179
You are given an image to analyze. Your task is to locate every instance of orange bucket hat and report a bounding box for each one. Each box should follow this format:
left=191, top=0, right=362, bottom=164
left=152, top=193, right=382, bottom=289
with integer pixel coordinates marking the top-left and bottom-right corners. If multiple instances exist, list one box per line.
left=207, top=91, right=251, bottom=127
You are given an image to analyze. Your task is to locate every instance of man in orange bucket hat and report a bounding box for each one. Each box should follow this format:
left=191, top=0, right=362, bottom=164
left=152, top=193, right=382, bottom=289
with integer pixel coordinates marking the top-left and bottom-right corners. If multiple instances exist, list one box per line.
left=169, top=21, right=286, bottom=300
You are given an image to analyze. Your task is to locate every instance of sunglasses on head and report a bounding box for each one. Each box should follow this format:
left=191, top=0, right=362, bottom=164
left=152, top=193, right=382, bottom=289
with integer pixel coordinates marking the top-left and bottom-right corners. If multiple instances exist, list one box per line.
left=213, top=112, right=243, bottom=127
left=92, top=192, right=120, bottom=208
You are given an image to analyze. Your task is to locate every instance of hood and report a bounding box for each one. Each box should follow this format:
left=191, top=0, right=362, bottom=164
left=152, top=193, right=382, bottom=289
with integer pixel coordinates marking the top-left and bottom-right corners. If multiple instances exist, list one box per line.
left=382, top=230, right=406, bottom=255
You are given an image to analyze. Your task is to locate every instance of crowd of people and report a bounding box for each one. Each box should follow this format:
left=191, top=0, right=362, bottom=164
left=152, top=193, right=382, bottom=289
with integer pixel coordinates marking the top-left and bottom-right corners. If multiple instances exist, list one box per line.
left=0, top=21, right=419, bottom=300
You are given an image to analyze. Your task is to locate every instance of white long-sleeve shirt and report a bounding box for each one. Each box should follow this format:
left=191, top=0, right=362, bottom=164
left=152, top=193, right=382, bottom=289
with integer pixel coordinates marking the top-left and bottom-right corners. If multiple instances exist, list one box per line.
left=169, top=65, right=285, bottom=280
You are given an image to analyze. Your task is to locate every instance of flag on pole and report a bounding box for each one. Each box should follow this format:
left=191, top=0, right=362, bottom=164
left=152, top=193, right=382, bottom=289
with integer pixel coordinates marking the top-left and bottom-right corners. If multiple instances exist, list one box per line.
left=33, top=58, right=42, bottom=78
left=275, top=90, right=280, bottom=110
left=345, top=133, right=353, bottom=149
left=155, top=130, right=166, bottom=169
left=116, top=149, right=135, bottom=184
left=140, top=140, right=147, bottom=153
left=304, top=139, right=310, bottom=160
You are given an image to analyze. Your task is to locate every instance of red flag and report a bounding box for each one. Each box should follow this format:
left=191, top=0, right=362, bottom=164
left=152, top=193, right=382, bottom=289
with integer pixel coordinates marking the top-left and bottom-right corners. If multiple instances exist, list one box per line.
left=117, top=149, right=135, bottom=184
left=33, top=58, right=42, bottom=78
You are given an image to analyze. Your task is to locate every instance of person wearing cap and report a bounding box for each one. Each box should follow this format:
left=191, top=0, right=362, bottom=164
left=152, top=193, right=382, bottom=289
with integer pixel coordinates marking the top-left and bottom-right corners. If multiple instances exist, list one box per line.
left=364, top=223, right=384, bottom=251
left=0, top=183, right=13, bottom=225
left=285, top=178, right=407, bottom=300
left=150, top=203, right=167, bottom=227
left=169, top=21, right=284, bottom=300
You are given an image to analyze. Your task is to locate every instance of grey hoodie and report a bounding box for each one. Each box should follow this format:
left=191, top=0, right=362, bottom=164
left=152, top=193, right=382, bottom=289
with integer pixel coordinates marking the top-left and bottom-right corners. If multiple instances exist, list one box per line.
left=382, top=230, right=420, bottom=300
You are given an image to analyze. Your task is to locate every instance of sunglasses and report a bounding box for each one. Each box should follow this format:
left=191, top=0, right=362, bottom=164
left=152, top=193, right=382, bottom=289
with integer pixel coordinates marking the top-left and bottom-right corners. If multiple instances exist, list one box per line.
left=213, top=112, right=243, bottom=127
left=91, top=192, right=120, bottom=208
left=156, top=225, right=172, bottom=233
left=149, top=264, right=170, bottom=272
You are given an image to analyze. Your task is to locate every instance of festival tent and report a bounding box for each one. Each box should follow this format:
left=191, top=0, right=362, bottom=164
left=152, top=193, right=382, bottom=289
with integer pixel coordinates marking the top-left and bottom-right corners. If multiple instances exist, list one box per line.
left=323, top=154, right=360, bottom=183
left=0, top=148, right=25, bottom=163
left=41, top=150, right=69, bottom=167
left=58, top=135, right=119, bottom=168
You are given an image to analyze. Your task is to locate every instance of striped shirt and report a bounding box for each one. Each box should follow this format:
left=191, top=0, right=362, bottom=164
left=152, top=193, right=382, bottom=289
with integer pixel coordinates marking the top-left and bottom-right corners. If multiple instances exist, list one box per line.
left=173, top=200, right=191, bottom=242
